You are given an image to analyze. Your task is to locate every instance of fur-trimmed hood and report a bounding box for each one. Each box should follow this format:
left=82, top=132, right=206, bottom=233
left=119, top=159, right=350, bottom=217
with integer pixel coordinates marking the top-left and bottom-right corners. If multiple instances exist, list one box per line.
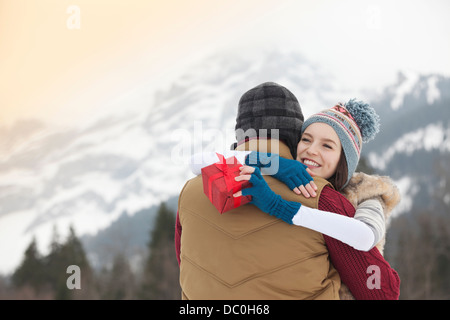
left=341, top=172, right=401, bottom=228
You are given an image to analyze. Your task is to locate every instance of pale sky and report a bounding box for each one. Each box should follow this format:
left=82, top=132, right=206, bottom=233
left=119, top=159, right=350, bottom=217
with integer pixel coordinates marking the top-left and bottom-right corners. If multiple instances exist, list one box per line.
left=1, top=0, right=449, bottom=127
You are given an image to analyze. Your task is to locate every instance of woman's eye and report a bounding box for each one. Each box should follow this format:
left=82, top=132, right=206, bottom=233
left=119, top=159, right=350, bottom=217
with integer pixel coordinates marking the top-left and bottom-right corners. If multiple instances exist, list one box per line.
left=324, top=144, right=332, bottom=149
left=301, top=138, right=310, bottom=143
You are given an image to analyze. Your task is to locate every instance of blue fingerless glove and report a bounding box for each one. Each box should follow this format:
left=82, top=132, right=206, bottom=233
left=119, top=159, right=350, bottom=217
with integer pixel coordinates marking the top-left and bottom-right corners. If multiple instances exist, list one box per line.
left=241, top=167, right=301, bottom=224
left=245, top=151, right=313, bottom=191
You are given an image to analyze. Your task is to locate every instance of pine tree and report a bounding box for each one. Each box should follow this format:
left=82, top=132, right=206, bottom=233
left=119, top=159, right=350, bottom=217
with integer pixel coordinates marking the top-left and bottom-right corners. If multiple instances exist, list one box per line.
left=44, top=225, right=67, bottom=299
left=11, top=236, right=47, bottom=295
left=99, top=252, right=136, bottom=299
left=62, top=225, right=97, bottom=299
left=45, top=225, right=97, bottom=299
left=139, top=202, right=180, bottom=299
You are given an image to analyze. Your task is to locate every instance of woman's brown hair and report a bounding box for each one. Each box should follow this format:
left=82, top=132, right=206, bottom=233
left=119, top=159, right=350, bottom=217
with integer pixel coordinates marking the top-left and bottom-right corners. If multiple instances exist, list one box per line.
left=328, top=149, right=348, bottom=191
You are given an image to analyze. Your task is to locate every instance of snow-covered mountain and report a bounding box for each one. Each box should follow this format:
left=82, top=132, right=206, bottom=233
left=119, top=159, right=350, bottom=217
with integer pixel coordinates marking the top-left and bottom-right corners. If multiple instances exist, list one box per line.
left=0, top=50, right=353, bottom=275
left=1, top=50, right=448, bottom=275
left=364, top=71, right=450, bottom=216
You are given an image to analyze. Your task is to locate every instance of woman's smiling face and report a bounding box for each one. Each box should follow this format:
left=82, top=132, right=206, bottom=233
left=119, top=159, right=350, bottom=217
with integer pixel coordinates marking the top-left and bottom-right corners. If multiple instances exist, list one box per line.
left=296, top=122, right=342, bottom=180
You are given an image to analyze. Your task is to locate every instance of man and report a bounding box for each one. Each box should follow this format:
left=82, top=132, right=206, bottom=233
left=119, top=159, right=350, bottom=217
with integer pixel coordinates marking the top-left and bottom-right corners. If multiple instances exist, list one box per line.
left=175, top=82, right=341, bottom=299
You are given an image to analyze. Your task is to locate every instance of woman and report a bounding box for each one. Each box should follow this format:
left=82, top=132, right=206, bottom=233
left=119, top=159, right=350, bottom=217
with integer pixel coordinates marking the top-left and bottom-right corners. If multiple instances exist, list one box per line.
left=190, top=99, right=401, bottom=299
left=234, top=99, right=401, bottom=299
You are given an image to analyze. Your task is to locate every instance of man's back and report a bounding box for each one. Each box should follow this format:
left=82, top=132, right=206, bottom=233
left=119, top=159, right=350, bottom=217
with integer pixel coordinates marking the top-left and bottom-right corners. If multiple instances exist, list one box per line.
left=177, top=149, right=341, bottom=299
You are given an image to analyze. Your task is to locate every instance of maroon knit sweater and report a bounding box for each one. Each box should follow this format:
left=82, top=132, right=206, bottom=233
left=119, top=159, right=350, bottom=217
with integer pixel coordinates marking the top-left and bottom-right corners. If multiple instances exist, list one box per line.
left=319, top=186, right=400, bottom=300
left=174, top=186, right=401, bottom=300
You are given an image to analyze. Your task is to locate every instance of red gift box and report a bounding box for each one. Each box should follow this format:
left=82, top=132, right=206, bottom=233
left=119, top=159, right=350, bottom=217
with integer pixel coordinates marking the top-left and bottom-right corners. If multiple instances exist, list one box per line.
left=201, top=153, right=252, bottom=214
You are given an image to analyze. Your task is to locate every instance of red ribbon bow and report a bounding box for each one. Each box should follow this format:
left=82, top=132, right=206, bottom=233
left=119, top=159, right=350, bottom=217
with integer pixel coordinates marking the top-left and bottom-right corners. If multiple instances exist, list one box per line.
left=207, top=153, right=243, bottom=210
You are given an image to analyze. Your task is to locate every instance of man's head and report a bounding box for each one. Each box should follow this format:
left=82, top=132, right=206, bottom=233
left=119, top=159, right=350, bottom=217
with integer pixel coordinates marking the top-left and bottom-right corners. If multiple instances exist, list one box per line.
left=234, top=82, right=304, bottom=158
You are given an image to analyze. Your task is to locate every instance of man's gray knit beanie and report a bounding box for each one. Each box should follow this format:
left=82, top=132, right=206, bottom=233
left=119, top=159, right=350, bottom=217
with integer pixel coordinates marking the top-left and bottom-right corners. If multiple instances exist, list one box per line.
left=234, top=82, right=304, bottom=159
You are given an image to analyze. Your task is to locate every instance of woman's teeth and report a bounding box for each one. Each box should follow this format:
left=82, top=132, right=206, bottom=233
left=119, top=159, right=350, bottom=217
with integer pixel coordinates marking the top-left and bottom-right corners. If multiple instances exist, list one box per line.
left=304, top=159, right=320, bottom=167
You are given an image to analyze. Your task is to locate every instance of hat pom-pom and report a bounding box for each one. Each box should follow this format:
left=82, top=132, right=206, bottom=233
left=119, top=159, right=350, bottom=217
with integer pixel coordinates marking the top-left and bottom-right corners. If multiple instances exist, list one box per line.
left=345, top=98, right=380, bottom=143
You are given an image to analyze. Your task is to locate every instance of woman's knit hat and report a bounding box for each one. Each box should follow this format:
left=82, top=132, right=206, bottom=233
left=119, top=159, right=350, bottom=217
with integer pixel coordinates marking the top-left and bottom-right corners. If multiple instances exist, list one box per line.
left=234, top=82, right=304, bottom=158
left=301, top=99, right=380, bottom=187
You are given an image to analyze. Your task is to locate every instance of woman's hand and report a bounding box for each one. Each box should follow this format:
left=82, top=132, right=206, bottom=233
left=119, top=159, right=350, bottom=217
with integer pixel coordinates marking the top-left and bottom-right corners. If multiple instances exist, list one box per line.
left=300, top=167, right=317, bottom=198
left=236, top=165, right=318, bottom=198
left=233, top=166, right=301, bottom=224
left=245, top=152, right=317, bottom=197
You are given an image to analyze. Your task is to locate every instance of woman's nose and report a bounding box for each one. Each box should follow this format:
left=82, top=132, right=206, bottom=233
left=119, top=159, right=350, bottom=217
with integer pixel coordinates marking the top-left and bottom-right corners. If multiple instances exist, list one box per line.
left=306, top=144, right=319, bottom=155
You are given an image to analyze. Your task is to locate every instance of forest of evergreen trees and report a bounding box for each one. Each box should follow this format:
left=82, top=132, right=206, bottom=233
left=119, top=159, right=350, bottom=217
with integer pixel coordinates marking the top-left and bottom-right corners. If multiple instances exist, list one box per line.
left=0, top=202, right=180, bottom=300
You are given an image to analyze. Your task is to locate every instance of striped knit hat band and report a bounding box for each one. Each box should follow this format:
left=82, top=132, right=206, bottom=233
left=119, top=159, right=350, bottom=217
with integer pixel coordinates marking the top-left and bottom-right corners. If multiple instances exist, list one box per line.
left=318, top=105, right=363, bottom=156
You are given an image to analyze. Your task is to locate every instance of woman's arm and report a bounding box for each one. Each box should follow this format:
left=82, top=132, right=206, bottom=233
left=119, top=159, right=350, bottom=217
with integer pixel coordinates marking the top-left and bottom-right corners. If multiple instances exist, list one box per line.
left=175, top=210, right=182, bottom=266
left=235, top=166, right=384, bottom=251
left=292, top=200, right=382, bottom=251
left=353, top=199, right=386, bottom=249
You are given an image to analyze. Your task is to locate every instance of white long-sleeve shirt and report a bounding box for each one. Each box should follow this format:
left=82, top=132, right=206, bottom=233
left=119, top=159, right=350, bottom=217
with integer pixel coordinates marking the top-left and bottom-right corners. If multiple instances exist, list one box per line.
left=190, top=151, right=386, bottom=252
